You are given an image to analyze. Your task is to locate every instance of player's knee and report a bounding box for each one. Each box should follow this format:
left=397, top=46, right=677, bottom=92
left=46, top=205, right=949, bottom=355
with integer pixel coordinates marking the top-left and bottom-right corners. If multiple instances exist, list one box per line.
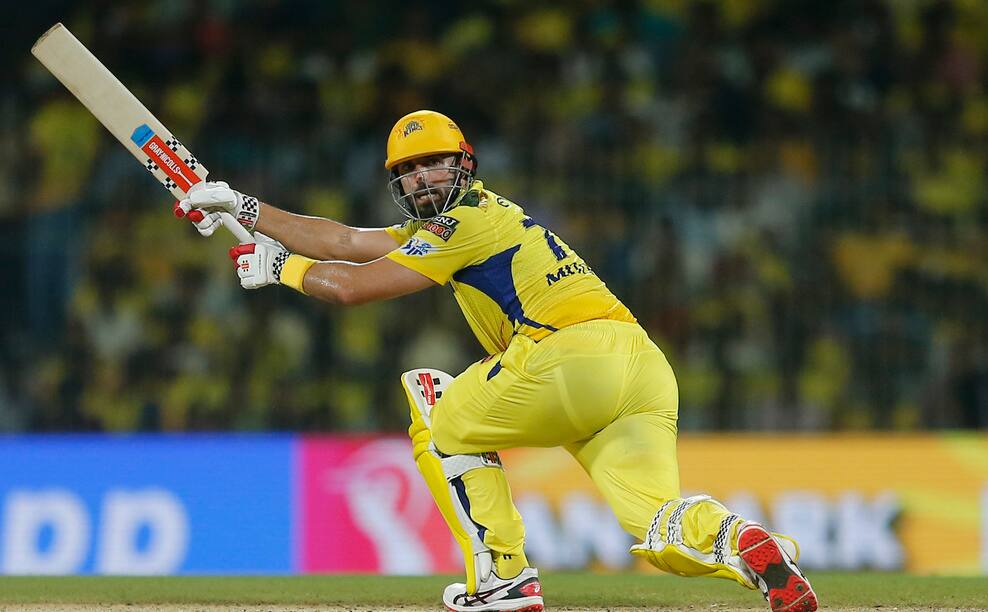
left=430, top=432, right=463, bottom=458
left=430, top=417, right=468, bottom=456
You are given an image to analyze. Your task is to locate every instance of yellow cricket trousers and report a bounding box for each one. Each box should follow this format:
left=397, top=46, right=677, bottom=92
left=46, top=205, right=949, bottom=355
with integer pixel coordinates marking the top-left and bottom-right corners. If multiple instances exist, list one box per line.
left=431, top=319, right=681, bottom=541
left=425, top=319, right=757, bottom=586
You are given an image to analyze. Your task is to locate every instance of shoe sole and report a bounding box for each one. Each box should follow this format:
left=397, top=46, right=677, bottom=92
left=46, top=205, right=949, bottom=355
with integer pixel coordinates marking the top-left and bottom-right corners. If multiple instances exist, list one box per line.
left=738, top=525, right=818, bottom=612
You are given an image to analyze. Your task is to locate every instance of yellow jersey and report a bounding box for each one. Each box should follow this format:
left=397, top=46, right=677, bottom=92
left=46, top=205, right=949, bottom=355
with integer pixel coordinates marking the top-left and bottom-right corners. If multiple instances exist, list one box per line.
left=385, top=181, right=637, bottom=355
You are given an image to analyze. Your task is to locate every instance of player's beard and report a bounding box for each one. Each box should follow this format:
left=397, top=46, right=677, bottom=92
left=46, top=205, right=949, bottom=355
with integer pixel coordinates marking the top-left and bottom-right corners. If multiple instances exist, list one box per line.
left=389, top=162, right=471, bottom=220
left=410, top=180, right=454, bottom=218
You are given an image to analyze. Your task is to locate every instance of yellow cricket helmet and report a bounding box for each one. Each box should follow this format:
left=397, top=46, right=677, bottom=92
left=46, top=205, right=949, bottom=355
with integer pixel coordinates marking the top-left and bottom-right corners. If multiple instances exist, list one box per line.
left=385, top=110, right=478, bottom=220
left=385, top=110, right=472, bottom=169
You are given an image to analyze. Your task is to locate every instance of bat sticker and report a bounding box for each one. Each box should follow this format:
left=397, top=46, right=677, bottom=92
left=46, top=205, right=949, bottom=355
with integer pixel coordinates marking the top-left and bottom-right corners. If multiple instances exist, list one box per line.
left=130, top=124, right=154, bottom=147
left=132, top=124, right=200, bottom=192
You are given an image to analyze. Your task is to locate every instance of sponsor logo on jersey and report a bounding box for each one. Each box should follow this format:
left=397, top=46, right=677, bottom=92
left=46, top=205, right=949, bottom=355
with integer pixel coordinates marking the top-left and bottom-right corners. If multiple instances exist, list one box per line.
left=400, top=238, right=434, bottom=257
left=480, top=452, right=502, bottom=467
left=546, top=261, right=592, bottom=286
left=422, top=215, right=459, bottom=241
left=402, top=120, right=423, bottom=137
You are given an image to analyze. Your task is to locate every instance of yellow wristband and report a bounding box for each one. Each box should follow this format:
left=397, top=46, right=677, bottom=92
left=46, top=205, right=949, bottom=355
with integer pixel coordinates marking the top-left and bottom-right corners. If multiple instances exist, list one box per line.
left=279, top=254, right=317, bottom=294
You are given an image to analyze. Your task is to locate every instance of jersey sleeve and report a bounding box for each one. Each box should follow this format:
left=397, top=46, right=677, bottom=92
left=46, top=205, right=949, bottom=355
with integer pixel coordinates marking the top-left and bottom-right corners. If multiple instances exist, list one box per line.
left=385, top=207, right=493, bottom=285
left=384, top=220, right=418, bottom=244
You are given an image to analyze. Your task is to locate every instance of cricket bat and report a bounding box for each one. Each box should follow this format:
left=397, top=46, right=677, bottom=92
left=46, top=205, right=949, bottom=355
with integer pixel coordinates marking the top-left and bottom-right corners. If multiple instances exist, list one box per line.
left=31, top=23, right=253, bottom=243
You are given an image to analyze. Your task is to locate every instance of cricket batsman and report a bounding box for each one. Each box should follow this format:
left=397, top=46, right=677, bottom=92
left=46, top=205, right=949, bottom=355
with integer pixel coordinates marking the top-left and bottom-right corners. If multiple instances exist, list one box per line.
left=176, top=110, right=818, bottom=612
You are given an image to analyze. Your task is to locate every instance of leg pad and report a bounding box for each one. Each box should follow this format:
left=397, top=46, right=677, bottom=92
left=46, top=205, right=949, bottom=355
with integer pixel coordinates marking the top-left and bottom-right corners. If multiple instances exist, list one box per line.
left=630, top=495, right=755, bottom=588
left=402, top=368, right=498, bottom=594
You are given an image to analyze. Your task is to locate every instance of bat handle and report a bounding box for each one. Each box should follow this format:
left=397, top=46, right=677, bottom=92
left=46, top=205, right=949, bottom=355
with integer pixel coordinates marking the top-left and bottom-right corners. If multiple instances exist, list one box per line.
left=220, top=212, right=254, bottom=243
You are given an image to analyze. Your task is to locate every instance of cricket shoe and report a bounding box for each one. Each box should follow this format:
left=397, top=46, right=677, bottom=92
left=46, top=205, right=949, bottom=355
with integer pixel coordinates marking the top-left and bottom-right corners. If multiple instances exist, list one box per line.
left=443, top=566, right=544, bottom=612
left=738, top=522, right=818, bottom=612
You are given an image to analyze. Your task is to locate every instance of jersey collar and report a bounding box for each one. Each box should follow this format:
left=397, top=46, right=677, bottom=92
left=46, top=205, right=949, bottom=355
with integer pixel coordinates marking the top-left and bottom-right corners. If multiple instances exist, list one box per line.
left=453, top=180, right=485, bottom=208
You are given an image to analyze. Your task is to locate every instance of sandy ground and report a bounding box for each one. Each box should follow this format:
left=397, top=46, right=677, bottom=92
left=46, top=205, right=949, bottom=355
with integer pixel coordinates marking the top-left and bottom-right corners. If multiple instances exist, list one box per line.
left=0, top=606, right=980, bottom=612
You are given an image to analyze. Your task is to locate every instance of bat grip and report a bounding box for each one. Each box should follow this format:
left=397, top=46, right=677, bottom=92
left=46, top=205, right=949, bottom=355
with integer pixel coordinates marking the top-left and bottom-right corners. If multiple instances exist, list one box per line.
left=221, top=212, right=254, bottom=243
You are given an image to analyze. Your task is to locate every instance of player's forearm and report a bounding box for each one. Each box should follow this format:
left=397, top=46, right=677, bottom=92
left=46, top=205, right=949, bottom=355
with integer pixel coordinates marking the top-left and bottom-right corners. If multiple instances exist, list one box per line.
left=297, top=261, right=376, bottom=306
left=254, top=203, right=355, bottom=261
left=290, top=259, right=430, bottom=306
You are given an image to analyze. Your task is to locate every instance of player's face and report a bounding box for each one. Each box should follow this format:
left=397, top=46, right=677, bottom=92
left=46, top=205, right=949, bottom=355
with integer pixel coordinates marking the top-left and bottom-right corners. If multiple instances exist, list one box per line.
left=396, top=154, right=458, bottom=213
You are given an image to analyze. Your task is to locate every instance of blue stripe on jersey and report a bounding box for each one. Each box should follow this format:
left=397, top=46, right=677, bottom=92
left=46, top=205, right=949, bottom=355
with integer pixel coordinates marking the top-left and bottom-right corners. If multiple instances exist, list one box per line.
left=453, top=245, right=559, bottom=333
left=543, top=229, right=567, bottom=261
left=486, top=360, right=502, bottom=380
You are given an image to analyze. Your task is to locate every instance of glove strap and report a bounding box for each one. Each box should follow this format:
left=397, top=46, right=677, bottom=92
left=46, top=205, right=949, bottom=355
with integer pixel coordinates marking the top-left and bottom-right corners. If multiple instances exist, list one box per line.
left=279, top=254, right=318, bottom=294
left=237, top=195, right=260, bottom=231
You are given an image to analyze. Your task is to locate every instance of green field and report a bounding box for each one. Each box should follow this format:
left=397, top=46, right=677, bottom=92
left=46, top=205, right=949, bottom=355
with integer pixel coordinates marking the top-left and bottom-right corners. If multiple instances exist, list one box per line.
left=0, top=573, right=986, bottom=610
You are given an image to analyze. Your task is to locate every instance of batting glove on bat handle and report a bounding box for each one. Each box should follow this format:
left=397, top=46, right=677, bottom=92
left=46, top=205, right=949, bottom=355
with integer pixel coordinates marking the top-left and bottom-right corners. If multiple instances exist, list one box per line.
left=173, top=203, right=253, bottom=243
left=229, top=241, right=289, bottom=290
left=174, top=181, right=259, bottom=241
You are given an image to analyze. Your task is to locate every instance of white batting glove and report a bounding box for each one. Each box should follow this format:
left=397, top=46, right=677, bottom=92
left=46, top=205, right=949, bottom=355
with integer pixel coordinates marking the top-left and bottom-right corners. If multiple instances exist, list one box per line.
left=228, top=236, right=290, bottom=290
left=173, top=180, right=260, bottom=236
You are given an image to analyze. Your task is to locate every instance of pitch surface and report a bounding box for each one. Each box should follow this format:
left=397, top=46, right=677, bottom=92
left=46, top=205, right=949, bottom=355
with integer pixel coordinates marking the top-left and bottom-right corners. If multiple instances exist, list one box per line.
left=0, top=574, right=985, bottom=610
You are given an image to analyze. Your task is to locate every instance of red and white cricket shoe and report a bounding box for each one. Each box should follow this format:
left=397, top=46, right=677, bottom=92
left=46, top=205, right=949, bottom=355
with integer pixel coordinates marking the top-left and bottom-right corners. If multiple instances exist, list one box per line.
left=443, top=566, right=544, bottom=612
left=738, top=522, right=818, bottom=612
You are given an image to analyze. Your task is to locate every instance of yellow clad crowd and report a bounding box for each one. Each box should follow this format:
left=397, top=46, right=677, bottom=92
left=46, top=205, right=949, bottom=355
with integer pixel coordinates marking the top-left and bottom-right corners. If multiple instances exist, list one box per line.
left=0, top=0, right=985, bottom=432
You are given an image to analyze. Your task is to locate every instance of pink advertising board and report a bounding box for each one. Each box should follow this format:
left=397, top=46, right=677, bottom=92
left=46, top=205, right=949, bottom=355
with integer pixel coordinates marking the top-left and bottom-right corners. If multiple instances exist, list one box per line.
left=298, top=435, right=460, bottom=573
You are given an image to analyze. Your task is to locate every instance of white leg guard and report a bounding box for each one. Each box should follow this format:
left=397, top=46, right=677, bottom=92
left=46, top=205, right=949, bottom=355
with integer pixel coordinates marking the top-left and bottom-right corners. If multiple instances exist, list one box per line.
left=630, top=495, right=755, bottom=588
left=403, top=368, right=499, bottom=593
left=439, top=448, right=504, bottom=585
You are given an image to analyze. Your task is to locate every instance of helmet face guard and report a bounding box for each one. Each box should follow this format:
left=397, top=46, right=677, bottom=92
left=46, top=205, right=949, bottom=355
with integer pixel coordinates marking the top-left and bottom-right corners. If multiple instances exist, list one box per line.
left=388, top=146, right=477, bottom=221
left=385, top=110, right=477, bottom=220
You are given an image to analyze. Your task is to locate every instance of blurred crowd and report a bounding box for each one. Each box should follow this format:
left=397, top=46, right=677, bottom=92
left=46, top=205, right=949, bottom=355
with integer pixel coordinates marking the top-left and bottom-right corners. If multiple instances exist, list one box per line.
left=1, top=0, right=985, bottom=433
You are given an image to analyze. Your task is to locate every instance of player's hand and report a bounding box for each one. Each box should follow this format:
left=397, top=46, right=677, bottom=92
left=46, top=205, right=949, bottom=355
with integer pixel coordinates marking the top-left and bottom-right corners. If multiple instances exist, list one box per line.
left=228, top=236, right=290, bottom=290
left=174, top=180, right=260, bottom=235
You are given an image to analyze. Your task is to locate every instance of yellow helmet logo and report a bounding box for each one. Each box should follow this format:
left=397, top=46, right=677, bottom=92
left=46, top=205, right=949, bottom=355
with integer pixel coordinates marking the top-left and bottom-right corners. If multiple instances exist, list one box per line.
left=385, top=110, right=468, bottom=169
left=401, top=120, right=423, bottom=137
